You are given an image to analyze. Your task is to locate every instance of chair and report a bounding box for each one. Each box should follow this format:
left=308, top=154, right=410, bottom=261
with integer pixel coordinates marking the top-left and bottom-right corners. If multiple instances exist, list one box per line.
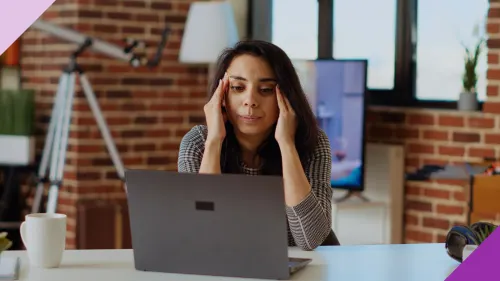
left=321, top=229, right=341, bottom=246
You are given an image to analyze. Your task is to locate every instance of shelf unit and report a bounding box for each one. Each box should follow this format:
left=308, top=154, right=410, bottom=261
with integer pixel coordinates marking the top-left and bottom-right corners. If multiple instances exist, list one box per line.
left=331, top=143, right=405, bottom=245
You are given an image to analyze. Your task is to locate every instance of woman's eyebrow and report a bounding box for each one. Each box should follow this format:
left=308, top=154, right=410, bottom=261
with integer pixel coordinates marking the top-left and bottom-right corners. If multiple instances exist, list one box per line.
left=260, top=78, right=277, bottom=82
left=229, top=75, right=276, bottom=82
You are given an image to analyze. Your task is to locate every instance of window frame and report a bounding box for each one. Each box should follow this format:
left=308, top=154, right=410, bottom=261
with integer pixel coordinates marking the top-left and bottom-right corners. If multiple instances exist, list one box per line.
left=247, top=0, right=485, bottom=110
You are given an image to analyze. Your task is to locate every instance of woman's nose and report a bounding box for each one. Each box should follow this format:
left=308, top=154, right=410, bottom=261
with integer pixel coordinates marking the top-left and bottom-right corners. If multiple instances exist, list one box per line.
left=243, top=92, right=258, bottom=107
left=244, top=100, right=257, bottom=107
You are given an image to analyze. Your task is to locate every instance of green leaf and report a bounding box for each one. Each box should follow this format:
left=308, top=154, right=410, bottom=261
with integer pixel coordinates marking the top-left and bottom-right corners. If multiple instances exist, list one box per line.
left=473, top=224, right=497, bottom=245
left=0, top=232, right=12, bottom=252
left=462, top=38, right=484, bottom=93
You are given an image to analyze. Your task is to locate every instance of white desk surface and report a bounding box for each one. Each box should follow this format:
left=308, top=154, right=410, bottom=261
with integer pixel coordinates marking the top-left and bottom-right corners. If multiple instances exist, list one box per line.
left=6, top=243, right=459, bottom=281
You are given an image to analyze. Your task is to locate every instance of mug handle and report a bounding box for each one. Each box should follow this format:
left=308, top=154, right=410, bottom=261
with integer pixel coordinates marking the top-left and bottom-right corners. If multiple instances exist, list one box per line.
left=20, top=222, right=27, bottom=249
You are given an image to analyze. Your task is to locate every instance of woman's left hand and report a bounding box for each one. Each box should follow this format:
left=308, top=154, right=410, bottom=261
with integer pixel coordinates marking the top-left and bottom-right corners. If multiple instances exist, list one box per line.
left=275, top=85, right=297, bottom=146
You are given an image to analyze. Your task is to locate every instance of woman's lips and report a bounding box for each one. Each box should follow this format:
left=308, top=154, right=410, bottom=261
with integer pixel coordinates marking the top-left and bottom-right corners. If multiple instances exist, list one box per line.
left=238, top=115, right=261, bottom=123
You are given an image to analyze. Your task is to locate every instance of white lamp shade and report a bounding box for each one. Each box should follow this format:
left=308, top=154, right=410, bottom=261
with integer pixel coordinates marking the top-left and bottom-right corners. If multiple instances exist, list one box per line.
left=179, top=1, right=240, bottom=64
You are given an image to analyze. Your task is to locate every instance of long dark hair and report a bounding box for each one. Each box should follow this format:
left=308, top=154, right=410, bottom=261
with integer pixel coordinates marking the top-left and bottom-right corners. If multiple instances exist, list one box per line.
left=208, top=40, right=319, bottom=175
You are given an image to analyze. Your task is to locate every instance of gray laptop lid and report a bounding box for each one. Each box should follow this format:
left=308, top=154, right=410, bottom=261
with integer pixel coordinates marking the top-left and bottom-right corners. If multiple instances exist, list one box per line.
left=125, top=169, right=291, bottom=280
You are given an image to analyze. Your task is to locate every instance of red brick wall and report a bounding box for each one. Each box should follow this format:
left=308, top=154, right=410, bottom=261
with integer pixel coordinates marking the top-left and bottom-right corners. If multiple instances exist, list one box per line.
left=488, top=1, right=500, bottom=109
left=20, top=0, right=207, bottom=249
left=17, top=0, right=499, bottom=248
left=366, top=108, right=499, bottom=243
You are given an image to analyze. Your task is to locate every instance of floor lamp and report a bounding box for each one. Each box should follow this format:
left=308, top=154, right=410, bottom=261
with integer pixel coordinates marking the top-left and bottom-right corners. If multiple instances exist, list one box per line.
left=179, top=1, right=239, bottom=96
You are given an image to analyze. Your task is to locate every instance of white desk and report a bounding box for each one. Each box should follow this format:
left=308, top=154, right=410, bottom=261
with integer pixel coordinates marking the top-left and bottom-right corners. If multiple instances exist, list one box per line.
left=5, top=243, right=459, bottom=281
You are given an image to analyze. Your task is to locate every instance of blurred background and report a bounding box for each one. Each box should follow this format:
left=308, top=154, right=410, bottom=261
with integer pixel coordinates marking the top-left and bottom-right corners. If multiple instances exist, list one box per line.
left=0, top=0, right=499, bottom=250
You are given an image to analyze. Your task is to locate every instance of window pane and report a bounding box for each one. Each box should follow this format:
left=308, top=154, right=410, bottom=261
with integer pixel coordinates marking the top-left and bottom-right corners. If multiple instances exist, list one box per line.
left=272, top=0, right=318, bottom=59
left=416, top=0, right=489, bottom=101
left=333, top=0, right=397, bottom=89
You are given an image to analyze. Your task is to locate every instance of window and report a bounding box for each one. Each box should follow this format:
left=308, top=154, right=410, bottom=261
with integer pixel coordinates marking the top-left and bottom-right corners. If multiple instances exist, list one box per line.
left=271, top=0, right=318, bottom=59
left=259, top=0, right=490, bottom=107
left=333, top=0, right=398, bottom=90
left=415, top=0, right=489, bottom=101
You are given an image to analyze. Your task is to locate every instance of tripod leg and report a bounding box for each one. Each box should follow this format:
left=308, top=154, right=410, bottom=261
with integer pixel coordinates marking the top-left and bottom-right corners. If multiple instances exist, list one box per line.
left=47, top=72, right=76, bottom=214
left=79, top=73, right=125, bottom=181
left=32, top=73, right=70, bottom=213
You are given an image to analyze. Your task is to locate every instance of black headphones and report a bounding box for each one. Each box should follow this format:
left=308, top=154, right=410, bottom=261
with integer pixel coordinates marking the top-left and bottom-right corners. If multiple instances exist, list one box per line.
left=445, top=222, right=497, bottom=262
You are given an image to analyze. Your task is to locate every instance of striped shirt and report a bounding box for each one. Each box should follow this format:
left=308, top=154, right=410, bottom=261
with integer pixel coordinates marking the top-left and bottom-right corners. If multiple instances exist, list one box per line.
left=177, top=125, right=333, bottom=250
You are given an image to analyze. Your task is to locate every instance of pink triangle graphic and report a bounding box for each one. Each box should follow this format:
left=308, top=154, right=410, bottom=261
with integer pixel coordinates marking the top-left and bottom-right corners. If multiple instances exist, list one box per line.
left=446, top=227, right=500, bottom=280
left=0, top=0, right=56, bottom=55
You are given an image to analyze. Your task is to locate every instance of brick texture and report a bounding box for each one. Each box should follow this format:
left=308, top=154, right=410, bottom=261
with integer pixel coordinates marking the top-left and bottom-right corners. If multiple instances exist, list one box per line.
left=19, top=0, right=206, bottom=249
left=488, top=0, right=500, bottom=111
left=15, top=0, right=500, bottom=248
left=367, top=107, right=499, bottom=243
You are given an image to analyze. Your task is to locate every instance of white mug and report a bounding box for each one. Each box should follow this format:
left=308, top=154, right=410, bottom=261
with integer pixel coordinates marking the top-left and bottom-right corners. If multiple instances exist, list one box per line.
left=20, top=213, right=67, bottom=268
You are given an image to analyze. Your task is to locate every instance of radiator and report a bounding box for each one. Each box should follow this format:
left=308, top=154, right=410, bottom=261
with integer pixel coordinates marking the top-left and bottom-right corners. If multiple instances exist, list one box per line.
left=76, top=198, right=132, bottom=249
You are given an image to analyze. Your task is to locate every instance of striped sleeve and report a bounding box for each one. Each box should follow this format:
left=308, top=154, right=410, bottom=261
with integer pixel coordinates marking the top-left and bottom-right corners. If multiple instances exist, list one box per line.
left=177, top=125, right=207, bottom=173
left=285, top=129, right=333, bottom=250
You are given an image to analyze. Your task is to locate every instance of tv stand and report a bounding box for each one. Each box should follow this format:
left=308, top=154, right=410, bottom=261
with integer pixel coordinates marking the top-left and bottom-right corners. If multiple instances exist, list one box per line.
left=330, top=143, right=405, bottom=246
left=333, top=191, right=370, bottom=203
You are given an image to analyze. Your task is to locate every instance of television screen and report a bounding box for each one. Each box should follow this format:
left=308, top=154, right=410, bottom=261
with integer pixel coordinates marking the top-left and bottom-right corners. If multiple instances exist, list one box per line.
left=293, top=59, right=368, bottom=191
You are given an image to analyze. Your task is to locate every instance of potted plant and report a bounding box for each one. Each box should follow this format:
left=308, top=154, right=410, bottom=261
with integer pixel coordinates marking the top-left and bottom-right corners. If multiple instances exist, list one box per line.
left=458, top=38, right=484, bottom=111
left=458, top=22, right=485, bottom=112
left=0, top=89, right=36, bottom=166
left=462, top=223, right=497, bottom=261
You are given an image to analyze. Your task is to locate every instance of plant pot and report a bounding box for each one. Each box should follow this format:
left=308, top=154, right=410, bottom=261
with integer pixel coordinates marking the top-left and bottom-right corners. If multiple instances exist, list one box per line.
left=0, top=135, right=35, bottom=166
left=462, top=244, right=478, bottom=261
left=457, top=92, right=478, bottom=111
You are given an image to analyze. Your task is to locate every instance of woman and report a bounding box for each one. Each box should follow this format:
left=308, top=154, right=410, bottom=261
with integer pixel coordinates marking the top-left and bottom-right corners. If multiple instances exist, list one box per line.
left=177, top=40, right=334, bottom=251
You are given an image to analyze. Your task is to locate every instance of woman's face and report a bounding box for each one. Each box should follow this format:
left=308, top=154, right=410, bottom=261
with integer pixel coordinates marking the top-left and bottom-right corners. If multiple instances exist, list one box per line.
left=224, top=54, right=279, bottom=138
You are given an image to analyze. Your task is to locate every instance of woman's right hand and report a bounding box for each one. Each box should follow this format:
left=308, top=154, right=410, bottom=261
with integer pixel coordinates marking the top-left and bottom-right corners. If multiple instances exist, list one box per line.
left=204, top=72, right=228, bottom=144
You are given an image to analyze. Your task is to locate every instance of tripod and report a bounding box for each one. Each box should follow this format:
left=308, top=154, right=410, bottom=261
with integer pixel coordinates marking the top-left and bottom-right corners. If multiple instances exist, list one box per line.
left=28, top=19, right=169, bottom=213
left=31, top=40, right=125, bottom=214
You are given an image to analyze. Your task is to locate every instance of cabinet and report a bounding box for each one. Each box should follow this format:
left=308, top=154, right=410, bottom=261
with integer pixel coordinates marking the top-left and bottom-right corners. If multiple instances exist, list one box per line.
left=332, top=201, right=388, bottom=245
left=469, top=174, right=500, bottom=225
left=331, top=143, right=405, bottom=245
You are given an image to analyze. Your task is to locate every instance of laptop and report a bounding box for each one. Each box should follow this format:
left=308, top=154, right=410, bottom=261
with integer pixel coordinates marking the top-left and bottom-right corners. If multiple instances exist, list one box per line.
left=124, top=169, right=312, bottom=280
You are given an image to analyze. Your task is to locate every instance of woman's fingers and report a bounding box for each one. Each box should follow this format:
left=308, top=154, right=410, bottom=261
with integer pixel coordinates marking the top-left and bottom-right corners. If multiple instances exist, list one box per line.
left=210, top=79, right=223, bottom=105
left=283, top=93, right=294, bottom=114
left=220, top=73, right=228, bottom=105
left=212, top=73, right=228, bottom=107
left=277, top=85, right=295, bottom=114
left=276, top=85, right=288, bottom=112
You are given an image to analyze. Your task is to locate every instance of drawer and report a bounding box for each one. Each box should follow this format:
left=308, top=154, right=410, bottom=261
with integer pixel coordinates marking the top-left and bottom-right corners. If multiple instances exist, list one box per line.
left=470, top=211, right=500, bottom=225
left=471, top=175, right=500, bottom=214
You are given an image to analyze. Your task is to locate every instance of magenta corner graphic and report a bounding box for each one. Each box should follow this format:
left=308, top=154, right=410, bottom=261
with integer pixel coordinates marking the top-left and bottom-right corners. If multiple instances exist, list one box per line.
left=0, top=0, right=56, bottom=55
left=446, top=227, right=500, bottom=280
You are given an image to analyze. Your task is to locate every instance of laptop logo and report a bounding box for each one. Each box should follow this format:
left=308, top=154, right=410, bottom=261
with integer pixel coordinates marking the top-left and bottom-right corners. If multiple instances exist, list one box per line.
left=195, top=201, right=214, bottom=211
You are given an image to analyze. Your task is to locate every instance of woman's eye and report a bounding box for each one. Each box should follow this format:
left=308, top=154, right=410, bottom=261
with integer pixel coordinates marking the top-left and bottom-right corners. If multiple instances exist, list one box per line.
left=260, top=88, right=274, bottom=93
left=230, top=86, right=244, bottom=92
